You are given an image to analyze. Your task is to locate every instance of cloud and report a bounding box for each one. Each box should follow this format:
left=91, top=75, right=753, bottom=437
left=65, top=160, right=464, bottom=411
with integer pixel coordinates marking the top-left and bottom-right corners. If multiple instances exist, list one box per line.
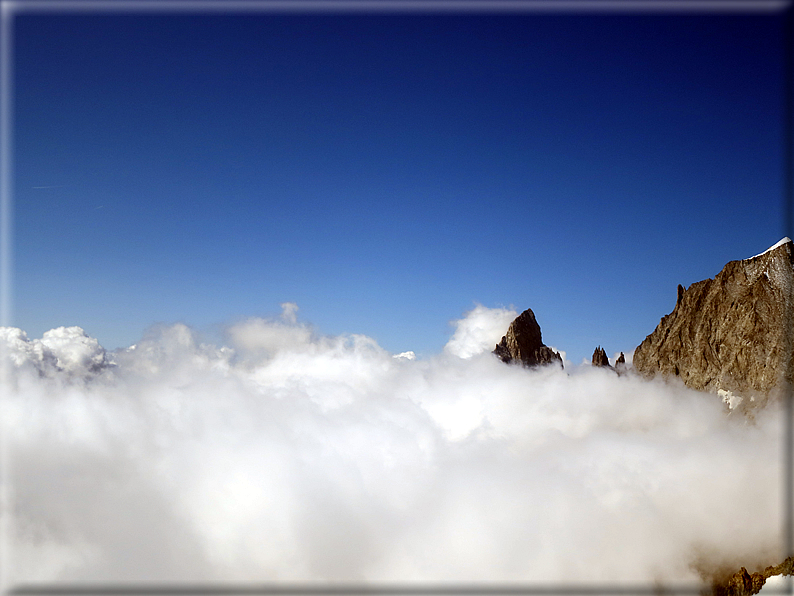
left=760, top=574, right=793, bottom=594
left=0, top=312, right=784, bottom=585
left=225, top=315, right=313, bottom=363
left=444, top=304, right=518, bottom=358
left=280, top=302, right=299, bottom=325
left=0, top=326, right=107, bottom=379
left=39, top=326, right=108, bottom=374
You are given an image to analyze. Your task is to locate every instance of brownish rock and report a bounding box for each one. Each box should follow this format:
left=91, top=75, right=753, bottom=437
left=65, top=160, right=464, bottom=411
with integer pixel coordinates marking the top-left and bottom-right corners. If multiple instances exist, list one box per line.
left=767, top=556, right=794, bottom=577
left=592, top=346, right=611, bottom=367
left=633, top=238, right=794, bottom=407
left=493, top=308, right=563, bottom=368
left=708, top=556, right=794, bottom=596
left=615, top=351, right=627, bottom=375
left=711, top=567, right=765, bottom=596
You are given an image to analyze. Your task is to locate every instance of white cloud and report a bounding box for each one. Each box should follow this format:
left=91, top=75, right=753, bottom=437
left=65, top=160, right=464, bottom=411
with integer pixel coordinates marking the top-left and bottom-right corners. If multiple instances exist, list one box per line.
left=0, top=327, right=55, bottom=371
left=225, top=316, right=313, bottom=362
left=0, top=313, right=784, bottom=586
left=39, top=326, right=108, bottom=374
left=759, top=574, right=793, bottom=595
left=280, top=302, right=299, bottom=325
left=0, top=325, right=107, bottom=379
left=443, top=304, right=518, bottom=358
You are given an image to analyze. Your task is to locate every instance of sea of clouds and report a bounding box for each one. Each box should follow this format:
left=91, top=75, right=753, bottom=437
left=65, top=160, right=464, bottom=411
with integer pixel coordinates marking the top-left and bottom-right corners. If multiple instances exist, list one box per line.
left=0, top=304, right=785, bottom=587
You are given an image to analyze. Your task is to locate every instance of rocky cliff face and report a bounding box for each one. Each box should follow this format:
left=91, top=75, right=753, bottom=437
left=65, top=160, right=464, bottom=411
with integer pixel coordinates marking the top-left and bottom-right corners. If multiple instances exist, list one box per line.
left=493, top=308, right=563, bottom=368
left=633, top=238, right=794, bottom=406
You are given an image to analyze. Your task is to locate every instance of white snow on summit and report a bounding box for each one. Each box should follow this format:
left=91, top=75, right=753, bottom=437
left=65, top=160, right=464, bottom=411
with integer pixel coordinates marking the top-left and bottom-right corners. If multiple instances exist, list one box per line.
left=748, top=237, right=792, bottom=260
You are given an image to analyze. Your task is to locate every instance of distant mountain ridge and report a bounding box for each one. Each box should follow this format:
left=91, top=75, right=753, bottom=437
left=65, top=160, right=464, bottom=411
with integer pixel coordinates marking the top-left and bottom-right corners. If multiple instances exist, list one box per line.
left=632, top=237, right=794, bottom=410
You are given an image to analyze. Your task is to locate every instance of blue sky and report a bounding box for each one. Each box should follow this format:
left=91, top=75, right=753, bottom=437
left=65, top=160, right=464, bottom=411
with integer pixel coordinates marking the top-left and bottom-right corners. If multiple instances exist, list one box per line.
left=10, top=4, right=789, bottom=362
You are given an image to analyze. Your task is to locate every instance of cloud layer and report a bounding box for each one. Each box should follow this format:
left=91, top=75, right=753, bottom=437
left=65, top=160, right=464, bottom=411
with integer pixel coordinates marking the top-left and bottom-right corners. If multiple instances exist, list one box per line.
left=0, top=306, right=784, bottom=586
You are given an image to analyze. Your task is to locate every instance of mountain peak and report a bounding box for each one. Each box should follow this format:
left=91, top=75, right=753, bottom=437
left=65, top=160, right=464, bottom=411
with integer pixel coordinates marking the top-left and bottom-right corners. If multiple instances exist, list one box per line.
left=747, top=237, right=792, bottom=260
left=493, top=309, right=563, bottom=369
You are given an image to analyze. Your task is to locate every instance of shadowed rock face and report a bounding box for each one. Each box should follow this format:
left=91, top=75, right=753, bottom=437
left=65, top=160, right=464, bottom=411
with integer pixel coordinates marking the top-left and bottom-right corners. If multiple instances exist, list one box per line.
left=493, top=309, right=563, bottom=368
left=633, top=238, right=794, bottom=406
left=614, top=351, right=627, bottom=375
left=591, top=346, right=611, bottom=367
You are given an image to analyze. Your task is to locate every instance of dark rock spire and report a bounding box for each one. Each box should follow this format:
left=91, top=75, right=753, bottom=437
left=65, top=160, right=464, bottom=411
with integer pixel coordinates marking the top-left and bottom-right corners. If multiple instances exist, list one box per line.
left=591, top=346, right=611, bottom=368
left=493, top=309, right=563, bottom=368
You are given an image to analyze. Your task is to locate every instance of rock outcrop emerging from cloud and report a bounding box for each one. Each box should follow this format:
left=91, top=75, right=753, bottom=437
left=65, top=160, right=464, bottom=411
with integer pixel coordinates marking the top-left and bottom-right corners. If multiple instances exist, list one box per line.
left=493, top=308, right=563, bottom=368
left=591, top=346, right=611, bottom=368
left=711, top=556, right=794, bottom=596
left=615, top=352, right=627, bottom=374
left=633, top=238, right=794, bottom=406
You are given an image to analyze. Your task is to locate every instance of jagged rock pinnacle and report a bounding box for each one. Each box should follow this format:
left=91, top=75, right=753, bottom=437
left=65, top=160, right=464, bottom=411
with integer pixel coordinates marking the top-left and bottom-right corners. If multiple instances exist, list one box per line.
left=591, top=346, right=611, bottom=368
left=493, top=309, right=563, bottom=368
left=615, top=352, right=627, bottom=375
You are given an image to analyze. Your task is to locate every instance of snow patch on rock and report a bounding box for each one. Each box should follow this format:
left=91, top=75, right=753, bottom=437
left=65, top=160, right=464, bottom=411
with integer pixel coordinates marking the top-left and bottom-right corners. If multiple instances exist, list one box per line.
left=718, top=388, right=743, bottom=410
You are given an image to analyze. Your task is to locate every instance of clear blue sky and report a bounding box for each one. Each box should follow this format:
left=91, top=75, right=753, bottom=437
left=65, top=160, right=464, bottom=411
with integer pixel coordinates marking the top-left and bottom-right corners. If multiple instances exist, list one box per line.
left=10, top=4, right=789, bottom=362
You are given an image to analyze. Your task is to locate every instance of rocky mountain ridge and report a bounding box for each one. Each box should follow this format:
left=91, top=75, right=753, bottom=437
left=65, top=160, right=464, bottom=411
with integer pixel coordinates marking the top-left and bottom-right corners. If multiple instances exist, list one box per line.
left=493, top=241, right=794, bottom=594
left=711, top=556, right=794, bottom=596
left=493, top=240, right=794, bottom=406
left=632, top=237, right=794, bottom=409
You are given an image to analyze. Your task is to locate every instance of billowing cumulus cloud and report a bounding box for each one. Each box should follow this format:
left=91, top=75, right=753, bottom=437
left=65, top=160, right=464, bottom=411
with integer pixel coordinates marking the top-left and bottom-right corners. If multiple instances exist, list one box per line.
left=0, top=306, right=785, bottom=587
left=0, top=326, right=107, bottom=379
left=444, top=304, right=518, bottom=358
